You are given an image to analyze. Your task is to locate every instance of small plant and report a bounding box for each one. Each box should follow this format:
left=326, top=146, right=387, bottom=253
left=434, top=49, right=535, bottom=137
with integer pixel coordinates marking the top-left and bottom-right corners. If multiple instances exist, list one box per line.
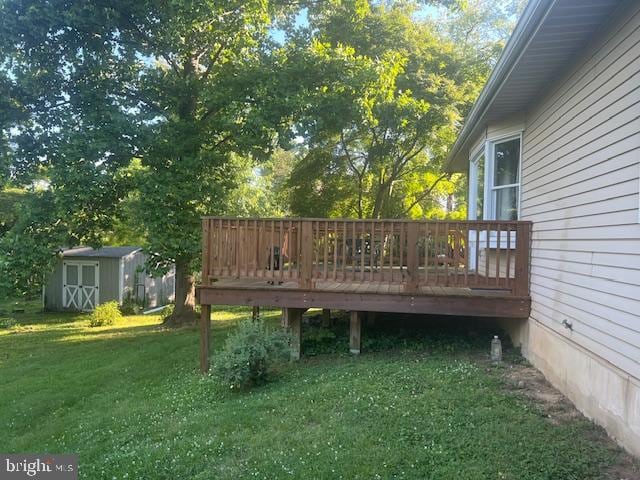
left=88, top=301, right=123, bottom=327
left=215, top=319, right=291, bottom=389
left=120, top=292, right=143, bottom=315
left=160, top=304, right=174, bottom=322
left=0, top=316, right=17, bottom=329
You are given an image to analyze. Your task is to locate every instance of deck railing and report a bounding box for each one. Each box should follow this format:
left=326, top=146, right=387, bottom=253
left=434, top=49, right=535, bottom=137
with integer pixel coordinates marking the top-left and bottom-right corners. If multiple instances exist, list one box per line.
left=201, top=218, right=532, bottom=296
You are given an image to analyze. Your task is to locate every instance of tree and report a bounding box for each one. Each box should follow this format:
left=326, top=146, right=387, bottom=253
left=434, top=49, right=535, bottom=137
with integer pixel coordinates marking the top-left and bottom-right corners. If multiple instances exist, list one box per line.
left=0, top=0, right=294, bottom=322
left=284, top=0, right=519, bottom=219
left=0, top=190, right=68, bottom=298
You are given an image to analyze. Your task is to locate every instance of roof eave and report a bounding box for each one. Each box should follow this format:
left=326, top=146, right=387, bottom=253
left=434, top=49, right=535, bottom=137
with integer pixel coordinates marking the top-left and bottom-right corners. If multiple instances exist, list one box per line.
left=444, top=0, right=555, bottom=172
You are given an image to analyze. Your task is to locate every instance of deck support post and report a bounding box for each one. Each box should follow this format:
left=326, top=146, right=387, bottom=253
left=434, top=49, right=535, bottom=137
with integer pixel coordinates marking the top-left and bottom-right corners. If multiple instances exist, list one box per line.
left=199, top=304, right=211, bottom=374
left=252, top=306, right=260, bottom=321
left=321, top=308, right=331, bottom=327
left=350, top=311, right=362, bottom=355
left=283, top=307, right=304, bottom=360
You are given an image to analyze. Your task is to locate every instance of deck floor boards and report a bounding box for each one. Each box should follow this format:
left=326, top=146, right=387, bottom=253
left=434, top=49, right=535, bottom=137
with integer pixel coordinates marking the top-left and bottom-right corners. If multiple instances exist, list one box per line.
left=205, top=278, right=515, bottom=297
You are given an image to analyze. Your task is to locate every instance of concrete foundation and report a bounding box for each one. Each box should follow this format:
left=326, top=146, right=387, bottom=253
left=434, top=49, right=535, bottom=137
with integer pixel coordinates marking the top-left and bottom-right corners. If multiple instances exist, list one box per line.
left=505, top=318, right=640, bottom=457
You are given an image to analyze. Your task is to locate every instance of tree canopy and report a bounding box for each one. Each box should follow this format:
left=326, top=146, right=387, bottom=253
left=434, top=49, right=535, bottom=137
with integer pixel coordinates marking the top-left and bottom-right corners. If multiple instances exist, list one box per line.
left=283, top=1, right=514, bottom=219
left=0, top=0, right=296, bottom=318
left=0, top=0, right=521, bottom=316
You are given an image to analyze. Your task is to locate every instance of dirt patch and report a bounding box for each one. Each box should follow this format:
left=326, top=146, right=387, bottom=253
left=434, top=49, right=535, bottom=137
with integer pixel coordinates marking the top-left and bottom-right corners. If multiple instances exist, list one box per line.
left=502, top=364, right=581, bottom=424
left=497, top=361, right=640, bottom=480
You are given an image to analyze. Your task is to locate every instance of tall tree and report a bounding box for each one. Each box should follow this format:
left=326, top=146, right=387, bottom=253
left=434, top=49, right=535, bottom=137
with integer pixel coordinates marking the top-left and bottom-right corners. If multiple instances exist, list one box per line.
left=284, top=0, right=518, bottom=219
left=0, top=0, right=293, bottom=321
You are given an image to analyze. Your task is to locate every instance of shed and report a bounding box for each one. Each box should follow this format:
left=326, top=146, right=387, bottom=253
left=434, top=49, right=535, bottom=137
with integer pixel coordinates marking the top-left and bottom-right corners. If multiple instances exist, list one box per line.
left=44, top=246, right=175, bottom=311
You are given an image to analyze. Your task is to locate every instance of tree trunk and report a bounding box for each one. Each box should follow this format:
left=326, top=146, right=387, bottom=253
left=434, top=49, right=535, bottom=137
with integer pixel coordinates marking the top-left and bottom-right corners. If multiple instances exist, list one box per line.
left=164, top=258, right=196, bottom=326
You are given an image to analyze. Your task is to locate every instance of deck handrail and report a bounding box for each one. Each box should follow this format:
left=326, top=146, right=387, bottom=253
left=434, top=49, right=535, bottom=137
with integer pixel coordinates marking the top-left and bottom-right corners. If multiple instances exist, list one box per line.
left=201, top=217, right=531, bottom=296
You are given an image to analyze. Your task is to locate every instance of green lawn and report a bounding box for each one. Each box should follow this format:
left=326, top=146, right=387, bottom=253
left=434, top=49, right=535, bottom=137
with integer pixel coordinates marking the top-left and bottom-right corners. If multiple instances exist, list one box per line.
left=0, top=300, right=626, bottom=479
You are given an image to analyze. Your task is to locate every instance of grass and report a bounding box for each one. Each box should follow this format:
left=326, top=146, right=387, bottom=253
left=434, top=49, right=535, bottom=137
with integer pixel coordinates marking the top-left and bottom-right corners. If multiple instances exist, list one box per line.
left=0, top=299, right=623, bottom=479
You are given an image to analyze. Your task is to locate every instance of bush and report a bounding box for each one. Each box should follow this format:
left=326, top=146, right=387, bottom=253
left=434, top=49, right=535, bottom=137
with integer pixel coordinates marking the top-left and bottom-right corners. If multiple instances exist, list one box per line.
left=120, top=293, right=143, bottom=315
left=160, top=304, right=174, bottom=322
left=0, top=316, right=16, bottom=329
left=215, top=319, right=291, bottom=389
left=88, top=301, right=123, bottom=327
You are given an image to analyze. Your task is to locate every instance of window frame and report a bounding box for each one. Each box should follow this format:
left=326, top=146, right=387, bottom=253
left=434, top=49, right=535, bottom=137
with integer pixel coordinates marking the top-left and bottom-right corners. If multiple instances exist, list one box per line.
left=468, top=131, right=523, bottom=221
left=468, top=148, right=485, bottom=221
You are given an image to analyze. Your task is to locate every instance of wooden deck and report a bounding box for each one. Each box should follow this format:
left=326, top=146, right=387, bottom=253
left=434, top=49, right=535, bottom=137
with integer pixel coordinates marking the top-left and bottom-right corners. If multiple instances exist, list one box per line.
left=198, top=278, right=530, bottom=318
left=196, top=217, right=532, bottom=371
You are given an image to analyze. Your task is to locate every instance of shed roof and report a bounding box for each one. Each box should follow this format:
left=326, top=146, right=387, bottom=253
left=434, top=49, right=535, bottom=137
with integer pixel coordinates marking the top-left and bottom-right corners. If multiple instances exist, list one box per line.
left=444, top=0, right=624, bottom=172
left=62, top=246, right=141, bottom=258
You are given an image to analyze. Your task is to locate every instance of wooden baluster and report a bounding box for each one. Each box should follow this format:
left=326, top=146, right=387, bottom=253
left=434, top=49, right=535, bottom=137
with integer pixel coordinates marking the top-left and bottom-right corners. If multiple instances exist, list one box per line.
left=379, top=221, right=385, bottom=284
left=463, top=222, right=469, bottom=287
left=359, top=222, right=365, bottom=282
left=212, top=219, right=217, bottom=278
left=388, top=222, right=393, bottom=283
left=217, top=218, right=223, bottom=276
left=297, top=220, right=302, bottom=279
left=352, top=221, right=357, bottom=282
left=433, top=221, right=440, bottom=286
left=369, top=221, right=375, bottom=282
left=238, top=219, right=244, bottom=277
left=423, top=222, right=429, bottom=286
left=229, top=220, right=233, bottom=276
left=252, top=220, right=258, bottom=278
left=300, top=220, right=313, bottom=289
left=270, top=220, right=275, bottom=279
left=243, top=219, right=248, bottom=277
left=229, top=220, right=234, bottom=277
left=506, top=223, right=512, bottom=288
left=221, top=219, right=226, bottom=276
left=279, top=220, right=284, bottom=282
left=333, top=220, right=338, bottom=281
left=342, top=220, right=347, bottom=281
left=453, top=224, right=459, bottom=287
left=475, top=224, right=480, bottom=286
left=289, top=220, right=294, bottom=279
left=485, top=222, right=490, bottom=286
left=323, top=220, right=328, bottom=280
left=202, top=219, right=210, bottom=285
left=237, top=220, right=242, bottom=277
left=314, top=221, right=319, bottom=278
left=496, top=222, right=502, bottom=287
left=399, top=222, right=405, bottom=280
left=443, top=222, right=449, bottom=286
left=405, top=222, right=418, bottom=293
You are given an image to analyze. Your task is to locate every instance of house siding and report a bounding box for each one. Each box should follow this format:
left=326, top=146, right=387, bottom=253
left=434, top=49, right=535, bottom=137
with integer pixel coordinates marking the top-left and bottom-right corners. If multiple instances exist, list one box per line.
left=518, top=1, right=640, bottom=455
left=469, top=115, right=526, bottom=156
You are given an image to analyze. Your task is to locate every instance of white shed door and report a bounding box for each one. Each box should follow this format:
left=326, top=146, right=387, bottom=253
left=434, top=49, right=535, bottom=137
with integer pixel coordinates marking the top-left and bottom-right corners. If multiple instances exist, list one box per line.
left=63, top=261, right=100, bottom=311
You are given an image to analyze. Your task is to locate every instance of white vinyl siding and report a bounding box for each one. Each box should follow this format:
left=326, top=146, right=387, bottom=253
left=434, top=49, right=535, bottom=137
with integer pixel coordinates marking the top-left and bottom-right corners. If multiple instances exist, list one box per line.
left=521, top=2, right=640, bottom=380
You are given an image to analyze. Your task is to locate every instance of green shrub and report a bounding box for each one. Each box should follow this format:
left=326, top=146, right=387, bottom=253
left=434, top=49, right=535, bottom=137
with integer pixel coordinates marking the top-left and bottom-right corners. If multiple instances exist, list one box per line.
left=215, top=319, right=291, bottom=389
left=120, top=293, right=143, bottom=315
left=88, top=301, right=123, bottom=327
left=160, top=304, right=174, bottom=322
left=0, top=316, right=16, bottom=329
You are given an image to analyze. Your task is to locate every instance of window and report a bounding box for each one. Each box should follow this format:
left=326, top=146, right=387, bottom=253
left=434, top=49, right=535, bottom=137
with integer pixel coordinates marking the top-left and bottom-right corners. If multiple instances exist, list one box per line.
left=468, top=135, right=521, bottom=221
left=491, top=138, right=520, bottom=220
